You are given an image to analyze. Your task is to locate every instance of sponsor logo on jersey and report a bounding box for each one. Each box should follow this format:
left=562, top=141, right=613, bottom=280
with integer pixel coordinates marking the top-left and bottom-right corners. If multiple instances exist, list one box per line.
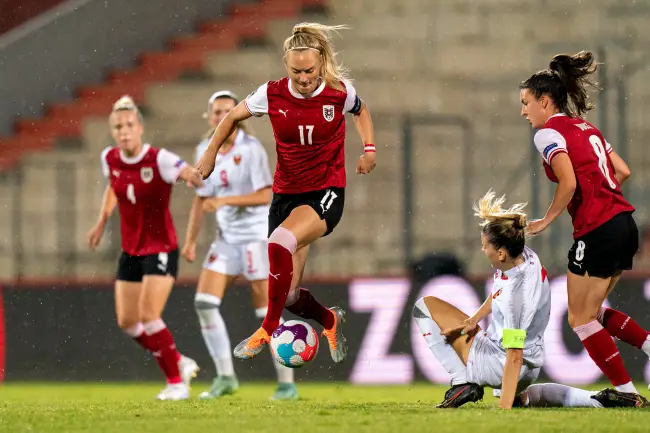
left=141, top=167, right=153, bottom=183
left=234, top=154, right=242, bottom=165
left=543, top=143, right=559, bottom=160
left=174, top=159, right=185, bottom=168
left=323, top=105, right=335, bottom=122
left=492, top=288, right=503, bottom=299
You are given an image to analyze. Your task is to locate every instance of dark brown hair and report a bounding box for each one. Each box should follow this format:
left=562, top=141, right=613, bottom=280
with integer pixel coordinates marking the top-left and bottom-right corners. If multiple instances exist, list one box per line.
left=520, top=50, right=599, bottom=117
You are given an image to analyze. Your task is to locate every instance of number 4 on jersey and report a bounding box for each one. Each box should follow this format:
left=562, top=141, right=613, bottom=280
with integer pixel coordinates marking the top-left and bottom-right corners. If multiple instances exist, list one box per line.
left=126, top=184, right=136, bottom=204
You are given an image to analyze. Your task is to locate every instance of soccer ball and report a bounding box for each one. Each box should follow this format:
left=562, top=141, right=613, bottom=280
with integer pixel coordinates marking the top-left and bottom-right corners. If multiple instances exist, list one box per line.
left=270, top=320, right=319, bottom=368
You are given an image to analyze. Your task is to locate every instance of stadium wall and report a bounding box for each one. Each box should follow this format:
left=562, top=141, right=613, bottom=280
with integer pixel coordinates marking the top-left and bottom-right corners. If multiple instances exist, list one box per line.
left=0, top=0, right=236, bottom=135
left=2, top=276, right=650, bottom=384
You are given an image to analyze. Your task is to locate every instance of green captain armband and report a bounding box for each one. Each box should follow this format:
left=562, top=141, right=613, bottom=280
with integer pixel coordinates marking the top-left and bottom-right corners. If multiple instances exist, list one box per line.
left=502, top=329, right=526, bottom=349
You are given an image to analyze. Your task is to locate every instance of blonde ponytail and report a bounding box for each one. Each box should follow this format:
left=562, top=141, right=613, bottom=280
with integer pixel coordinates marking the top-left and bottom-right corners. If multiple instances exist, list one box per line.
left=283, top=22, right=351, bottom=91
left=474, top=190, right=528, bottom=258
left=474, top=190, right=528, bottom=229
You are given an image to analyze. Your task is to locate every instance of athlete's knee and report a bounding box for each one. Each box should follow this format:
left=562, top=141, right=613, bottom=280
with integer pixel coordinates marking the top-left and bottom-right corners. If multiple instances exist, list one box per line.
left=569, top=310, right=599, bottom=328
left=567, top=311, right=576, bottom=328
left=194, top=292, right=222, bottom=325
left=140, top=303, right=163, bottom=324
left=413, top=296, right=434, bottom=319
left=268, top=227, right=297, bottom=254
left=524, top=384, right=543, bottom=407
left=116, top=316, right=140, bottom=331
left=285, top=287, right=301, bottom=306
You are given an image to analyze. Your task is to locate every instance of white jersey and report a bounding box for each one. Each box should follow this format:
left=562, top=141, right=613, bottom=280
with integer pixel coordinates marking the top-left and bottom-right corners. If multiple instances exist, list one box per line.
left=486, top=247, right=551, bottom=368
left=195, top=130, right=272, bottom=244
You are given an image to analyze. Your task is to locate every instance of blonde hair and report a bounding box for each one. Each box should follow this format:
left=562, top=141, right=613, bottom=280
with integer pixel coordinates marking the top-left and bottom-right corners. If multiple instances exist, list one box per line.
left=111, top=95, right=143, bottom=123
left=201, top=90, right=252, bottom=140
left=474, top=190, right=528, bottom=257
left=283, top=22, right=351, bottom=91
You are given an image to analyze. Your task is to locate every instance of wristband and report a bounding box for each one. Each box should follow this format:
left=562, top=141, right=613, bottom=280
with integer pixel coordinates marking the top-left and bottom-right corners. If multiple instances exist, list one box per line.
left=502, top=328, right=526, bottom=349
left=364, top=144, right=376, bottom=153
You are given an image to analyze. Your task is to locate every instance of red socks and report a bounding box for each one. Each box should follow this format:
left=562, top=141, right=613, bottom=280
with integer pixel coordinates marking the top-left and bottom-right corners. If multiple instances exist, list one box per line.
left=598, top=307, right=650, bottom=349
left=132, top=320, right=182, bottom=385
left=574, top=321, right=631, bottom=386
left=286, top=288, right=335, bottom=329
left=262, top=242, right=294, bottom=334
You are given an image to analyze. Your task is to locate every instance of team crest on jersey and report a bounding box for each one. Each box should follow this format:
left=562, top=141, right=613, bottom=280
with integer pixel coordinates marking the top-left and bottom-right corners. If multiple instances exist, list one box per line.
left=323, top=105, right=335, bottom=122
left=234, top=154, right=242, bottom=165
left=141, top=167, right=153, bottom=183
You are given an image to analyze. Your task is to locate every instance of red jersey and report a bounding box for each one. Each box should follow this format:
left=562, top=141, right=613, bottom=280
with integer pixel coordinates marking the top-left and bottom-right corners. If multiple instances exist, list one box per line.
left=534, top=114, right=634, bottom=238
left=101, top=144, right=186, bottom=255
left=244, top=77, right=362, bottom=194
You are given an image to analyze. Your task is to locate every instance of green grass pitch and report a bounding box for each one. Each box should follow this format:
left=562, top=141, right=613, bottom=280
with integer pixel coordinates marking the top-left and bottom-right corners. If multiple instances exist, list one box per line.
left=0, top=382, right=648, bottom=433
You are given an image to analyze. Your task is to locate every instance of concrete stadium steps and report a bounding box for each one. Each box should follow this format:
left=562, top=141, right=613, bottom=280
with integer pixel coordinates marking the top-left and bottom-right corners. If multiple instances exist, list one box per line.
left=1, top=0, right=321, bottom=171
left=9, top=0, right=650, bottom=278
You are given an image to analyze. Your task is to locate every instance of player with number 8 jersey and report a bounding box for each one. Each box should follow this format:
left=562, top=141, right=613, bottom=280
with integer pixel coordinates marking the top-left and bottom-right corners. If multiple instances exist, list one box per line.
left=87, top=96, right=204, bottom=401
left=195, top=22, right=377, bottom=364
left=521, top=51, right=650, bottom=397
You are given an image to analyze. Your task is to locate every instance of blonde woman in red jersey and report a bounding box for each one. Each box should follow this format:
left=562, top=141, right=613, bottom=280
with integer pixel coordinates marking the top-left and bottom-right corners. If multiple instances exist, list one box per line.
left=520, top=51, right=650, bottom=395
left=196, top=22, right=376, bottom=363
left=87, top=96, right=203, bottom=400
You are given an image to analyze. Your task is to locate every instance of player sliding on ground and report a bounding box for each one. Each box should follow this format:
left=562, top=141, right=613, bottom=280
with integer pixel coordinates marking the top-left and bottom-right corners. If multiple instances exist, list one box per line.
left=413, top=190, right=649, bottom=409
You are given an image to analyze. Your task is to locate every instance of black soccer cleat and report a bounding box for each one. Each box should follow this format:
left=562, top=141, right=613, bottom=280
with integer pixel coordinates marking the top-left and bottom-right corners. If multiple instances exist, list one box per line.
left=591, top=388, right=650, bottom=408
left=436, top=383, right=484, bottom=408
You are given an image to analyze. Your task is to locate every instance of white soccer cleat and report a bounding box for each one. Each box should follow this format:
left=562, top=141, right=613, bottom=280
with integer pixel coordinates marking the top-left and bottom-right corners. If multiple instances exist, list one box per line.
left=156, top=383, right=190, bottom=401
left=178, top=355, right=200, bottom=388
left=493, top=389, right=501, bottom=398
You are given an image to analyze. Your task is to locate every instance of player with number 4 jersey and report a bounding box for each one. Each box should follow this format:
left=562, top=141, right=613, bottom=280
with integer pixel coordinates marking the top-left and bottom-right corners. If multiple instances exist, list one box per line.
left=195, top=22, right=377, bottom=364
left=521, top=51, right=650, bottom=396
left=87, top=96, right=204, bottom=401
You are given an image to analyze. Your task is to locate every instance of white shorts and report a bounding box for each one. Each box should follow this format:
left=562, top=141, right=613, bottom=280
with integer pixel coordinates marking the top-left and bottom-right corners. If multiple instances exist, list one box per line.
left=202, top=239, right=269, bottom=281
left=466, top=332, right=540, bottom=393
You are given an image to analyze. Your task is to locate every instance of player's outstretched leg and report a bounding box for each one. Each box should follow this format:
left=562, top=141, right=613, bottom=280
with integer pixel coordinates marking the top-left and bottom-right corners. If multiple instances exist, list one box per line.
left=597, top=307, right=650, bottom=391
left=234, top=228, right=297, bottom=360
left=286, top=287, right=347, bottom=363
left=524, top=383, right=650, bottom=408
left=413, top=297, right=483, bottom=408
left=568, top=272, right=637, bottom=394
left=598, top=307, right=650, bottom=353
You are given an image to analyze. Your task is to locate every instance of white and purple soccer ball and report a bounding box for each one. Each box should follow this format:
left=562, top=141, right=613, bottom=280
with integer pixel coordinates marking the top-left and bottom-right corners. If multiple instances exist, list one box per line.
left=270, top=320, right=319, bottom=368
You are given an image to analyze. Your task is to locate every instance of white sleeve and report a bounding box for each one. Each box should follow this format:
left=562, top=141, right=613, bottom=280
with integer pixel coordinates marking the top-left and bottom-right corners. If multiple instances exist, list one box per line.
left=502, top=284, right=527, bottom=331
left=343, top=81, right=362, bottom=114
left=605, top=140, right=613, bottom=154
left=248, top=140, right=273, bottom=191
left=533, top=128, right=568, bottom=165
left=244, top=83, right=269, bottom=117
left=100, top=147, right=111, bottom=178
left=195, top=174, right=217, bottom=198
left=195, top=142, right=208, bottom=165
left=157, top=148, right=187, bottom=184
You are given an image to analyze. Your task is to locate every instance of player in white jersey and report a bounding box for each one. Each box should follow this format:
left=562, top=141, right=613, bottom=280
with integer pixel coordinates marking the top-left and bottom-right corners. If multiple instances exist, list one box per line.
left=182, top=91, right=297, bottom=401
left=413, top=191, right=648, bottom=409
